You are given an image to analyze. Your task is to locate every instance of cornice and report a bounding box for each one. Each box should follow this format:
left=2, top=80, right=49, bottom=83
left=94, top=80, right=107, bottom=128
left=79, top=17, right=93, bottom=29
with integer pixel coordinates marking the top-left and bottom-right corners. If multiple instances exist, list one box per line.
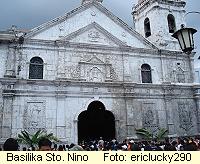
left=19, top=38, right=158, bottom=54
left=10, top=38, right=191, bottom=60
left=0, top=32, right=16, bottom=43
left=0, top=78, right=195, bottom=89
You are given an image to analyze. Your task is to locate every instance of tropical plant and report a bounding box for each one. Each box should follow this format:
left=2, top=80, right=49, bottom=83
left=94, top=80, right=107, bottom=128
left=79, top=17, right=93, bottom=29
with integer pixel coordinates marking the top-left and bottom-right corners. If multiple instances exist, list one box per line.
left=17, top=129, right=59, bottom=147
left=135, top=128, right=168, bottom=141
left=135, top=128, right=152, bottom=139
left=155, top=128, right=168, bottom=141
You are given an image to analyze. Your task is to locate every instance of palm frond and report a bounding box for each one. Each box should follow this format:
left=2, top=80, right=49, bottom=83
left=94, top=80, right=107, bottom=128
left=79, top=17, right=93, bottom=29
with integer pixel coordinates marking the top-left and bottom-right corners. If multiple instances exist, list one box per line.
left=156, top=128, right=168, bottom=140
left=32, top=129, right=44, bottom=144
left=17, top=130, right=59, bottom=147
left=135, top=128, right=152, bottom=139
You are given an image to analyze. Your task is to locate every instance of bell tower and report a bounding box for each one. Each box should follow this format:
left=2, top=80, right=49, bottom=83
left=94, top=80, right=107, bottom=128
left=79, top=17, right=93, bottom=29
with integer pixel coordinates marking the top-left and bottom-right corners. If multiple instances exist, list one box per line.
left=82, top=0, right=103, bottom=5
left=133, top=0, right=187, bottom=50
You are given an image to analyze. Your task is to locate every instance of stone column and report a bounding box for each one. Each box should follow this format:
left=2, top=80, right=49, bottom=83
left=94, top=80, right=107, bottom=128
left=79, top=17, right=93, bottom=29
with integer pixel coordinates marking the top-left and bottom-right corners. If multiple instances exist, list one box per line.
left=56, top=96, right=66, bottom=141
left=1, top=94, right=14, bottom=139
left=4, top=48, right=16, bottom=78
left=163, top=86, right=176, bottom=136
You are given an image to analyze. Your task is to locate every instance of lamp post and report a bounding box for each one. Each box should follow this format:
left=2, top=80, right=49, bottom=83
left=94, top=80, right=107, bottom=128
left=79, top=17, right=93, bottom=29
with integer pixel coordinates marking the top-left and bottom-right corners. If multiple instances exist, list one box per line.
left=172, top=24, right=197, bottom=54
left=172, top=25, right=197, bottom=82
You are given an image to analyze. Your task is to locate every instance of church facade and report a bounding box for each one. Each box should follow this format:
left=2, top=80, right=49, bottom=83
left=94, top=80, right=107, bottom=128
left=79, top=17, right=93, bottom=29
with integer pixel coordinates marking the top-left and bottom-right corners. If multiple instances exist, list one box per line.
left=0, top=0, right=200, bottom=144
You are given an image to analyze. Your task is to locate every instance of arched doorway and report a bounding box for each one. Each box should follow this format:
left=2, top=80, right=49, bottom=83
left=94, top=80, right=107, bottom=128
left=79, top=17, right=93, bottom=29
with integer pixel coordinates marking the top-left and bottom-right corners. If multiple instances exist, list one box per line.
left=78, top=101, right=115, bottom=143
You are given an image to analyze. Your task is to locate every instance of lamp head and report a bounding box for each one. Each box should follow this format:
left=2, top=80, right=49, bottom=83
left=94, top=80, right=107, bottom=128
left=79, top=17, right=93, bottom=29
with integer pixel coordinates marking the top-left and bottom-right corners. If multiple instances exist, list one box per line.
left=172, top=25, right=197, bottom=53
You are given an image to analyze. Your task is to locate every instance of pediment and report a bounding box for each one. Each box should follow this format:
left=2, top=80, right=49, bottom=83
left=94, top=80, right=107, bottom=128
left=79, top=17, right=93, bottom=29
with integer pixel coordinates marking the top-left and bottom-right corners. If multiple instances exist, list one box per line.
left=25, top=2, right=157, bottom=49
left=59, top=22, right=127, bottom=47
left=86, top=56, right=104, bottom=64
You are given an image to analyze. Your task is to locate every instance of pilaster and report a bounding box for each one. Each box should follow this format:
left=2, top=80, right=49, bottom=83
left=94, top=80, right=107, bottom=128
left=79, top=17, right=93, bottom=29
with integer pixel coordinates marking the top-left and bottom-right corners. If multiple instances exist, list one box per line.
left=4, top=48, right=16, bottom=78
left=56, top=95, right=66, bottom=141
left=1, top=83, right=15, bottom=139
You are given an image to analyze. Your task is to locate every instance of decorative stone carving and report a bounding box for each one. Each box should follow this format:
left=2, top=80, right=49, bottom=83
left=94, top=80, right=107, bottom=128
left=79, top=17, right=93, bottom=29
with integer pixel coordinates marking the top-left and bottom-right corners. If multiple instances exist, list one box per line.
left=165, top=61, right=187, bottom=83
left=178, top=103, right=193, bottom=132
left=142, top=103, right=159, bottom=134
left=143, top=110, right=154, bottom=126
left=176, top=67, right=185, bottom=83
left=66, top=55, right=118, bottom=82
left=71, top=65, right=81, bottom=79
left=57, top=127, right=66, bottom=139
left=87, top=56, right=104, bottom=64
left=110, top=66, right=118, bottom=81
left=24, top=102, right=45, bottom=133
left=88, top=67, right=103, bottom=82
left=88, top=30, right=100, bottom=42
left=91, top=11, right=96, bottom=16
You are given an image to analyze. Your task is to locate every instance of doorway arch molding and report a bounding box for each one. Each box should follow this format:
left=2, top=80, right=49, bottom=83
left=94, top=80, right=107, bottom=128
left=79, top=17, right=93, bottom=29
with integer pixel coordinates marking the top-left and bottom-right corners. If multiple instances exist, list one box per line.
left=73, top=98, right=119, bottom=143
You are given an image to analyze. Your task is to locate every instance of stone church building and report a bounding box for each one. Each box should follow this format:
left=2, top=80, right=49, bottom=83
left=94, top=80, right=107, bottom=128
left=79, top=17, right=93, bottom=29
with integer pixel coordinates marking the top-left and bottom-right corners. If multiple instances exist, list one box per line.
left=0, top=0, right=200, bottom=144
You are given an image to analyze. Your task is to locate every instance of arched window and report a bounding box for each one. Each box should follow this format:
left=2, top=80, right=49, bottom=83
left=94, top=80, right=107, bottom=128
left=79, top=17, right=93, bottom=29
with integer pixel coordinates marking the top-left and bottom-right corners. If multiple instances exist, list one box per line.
left=29, top=57, right=44, bottom=79
left=141, top=64, right=152, bottom=83
left=144, top=18, right=151, bottom=37
left=167, top=14, right=176, bottom=33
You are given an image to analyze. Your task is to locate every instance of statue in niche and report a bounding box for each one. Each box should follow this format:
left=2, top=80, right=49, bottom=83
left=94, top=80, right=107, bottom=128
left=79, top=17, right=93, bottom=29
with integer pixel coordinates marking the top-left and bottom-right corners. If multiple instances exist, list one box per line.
left=88, top=67, right=103, bottom=82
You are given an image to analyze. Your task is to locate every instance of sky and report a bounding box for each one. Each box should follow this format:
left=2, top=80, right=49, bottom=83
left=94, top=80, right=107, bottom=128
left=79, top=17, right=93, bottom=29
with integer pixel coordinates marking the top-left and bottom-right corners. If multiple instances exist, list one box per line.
left=0, top=0, right=199, bottom=55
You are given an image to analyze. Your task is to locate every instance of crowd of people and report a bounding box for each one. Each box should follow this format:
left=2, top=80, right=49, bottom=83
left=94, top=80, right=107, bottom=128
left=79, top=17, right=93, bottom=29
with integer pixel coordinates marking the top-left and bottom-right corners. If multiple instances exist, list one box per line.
left=0, top=136, right=200, bottom=151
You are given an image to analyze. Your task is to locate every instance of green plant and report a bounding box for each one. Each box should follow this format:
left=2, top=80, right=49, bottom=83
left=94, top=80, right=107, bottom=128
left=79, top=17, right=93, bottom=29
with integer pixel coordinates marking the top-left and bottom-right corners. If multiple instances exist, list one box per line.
left=135, top=128, right=152, bottom=139
left=155, top=128, right=168, bottom=141
left=17, top=129, right=59, bottom=147
left=135, top=128, right=168, bottom=140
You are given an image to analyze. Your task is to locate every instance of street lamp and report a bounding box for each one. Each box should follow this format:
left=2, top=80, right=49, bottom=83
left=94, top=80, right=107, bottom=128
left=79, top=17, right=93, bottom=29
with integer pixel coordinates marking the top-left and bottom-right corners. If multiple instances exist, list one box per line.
left=172, top=24, right=197, bottom=54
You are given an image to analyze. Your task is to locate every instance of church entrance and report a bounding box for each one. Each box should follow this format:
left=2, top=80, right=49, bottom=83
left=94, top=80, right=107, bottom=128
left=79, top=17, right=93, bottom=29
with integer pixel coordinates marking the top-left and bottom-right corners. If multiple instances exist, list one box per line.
left=78, top=101, right=115, bottom=143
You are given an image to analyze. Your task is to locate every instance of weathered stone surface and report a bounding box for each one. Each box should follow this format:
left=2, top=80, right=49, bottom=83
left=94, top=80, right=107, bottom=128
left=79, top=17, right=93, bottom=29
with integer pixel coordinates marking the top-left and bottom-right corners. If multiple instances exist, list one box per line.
left=0, top=0, right=199, bottom=144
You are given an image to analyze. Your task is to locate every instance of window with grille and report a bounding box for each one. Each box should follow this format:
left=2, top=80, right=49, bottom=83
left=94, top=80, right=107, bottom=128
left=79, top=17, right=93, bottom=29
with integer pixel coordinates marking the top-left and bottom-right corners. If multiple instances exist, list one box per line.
left=29, top=57, right=44, bottom=79
left=144, top=18, right=151, bottom=37
left=167, top=14, right=176, bottom=33
left=141, top=64, right=152, bottom=83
